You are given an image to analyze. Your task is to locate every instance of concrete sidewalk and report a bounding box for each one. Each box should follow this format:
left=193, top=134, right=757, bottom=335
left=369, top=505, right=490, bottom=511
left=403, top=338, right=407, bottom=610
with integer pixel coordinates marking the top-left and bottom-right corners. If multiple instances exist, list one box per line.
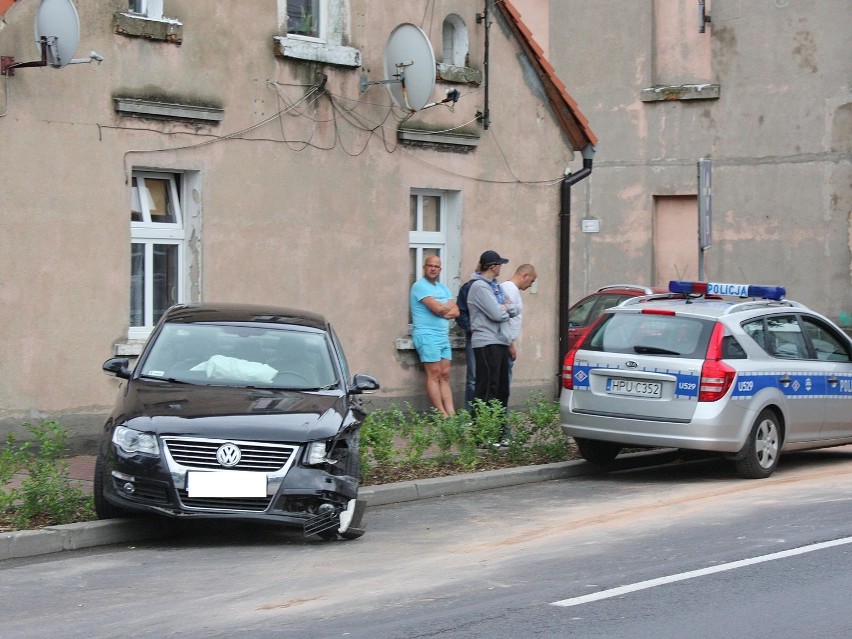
left=0, top=450, right=678, bottom=562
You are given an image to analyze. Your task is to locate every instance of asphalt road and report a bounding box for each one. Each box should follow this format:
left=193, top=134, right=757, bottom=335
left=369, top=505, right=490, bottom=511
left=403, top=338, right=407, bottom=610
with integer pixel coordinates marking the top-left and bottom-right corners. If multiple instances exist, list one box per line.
left=2, top=448, right=850, bottom=639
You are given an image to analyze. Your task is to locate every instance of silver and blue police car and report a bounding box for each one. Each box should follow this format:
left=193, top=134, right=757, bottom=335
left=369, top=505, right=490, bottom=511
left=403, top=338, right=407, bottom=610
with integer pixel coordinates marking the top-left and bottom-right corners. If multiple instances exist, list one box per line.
left=560, top=281, right=852, bottom=478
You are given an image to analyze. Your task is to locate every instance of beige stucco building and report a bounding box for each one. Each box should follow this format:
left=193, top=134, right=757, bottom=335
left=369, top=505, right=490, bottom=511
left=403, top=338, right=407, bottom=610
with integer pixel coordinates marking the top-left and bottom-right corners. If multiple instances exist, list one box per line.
left=0, top=0, right=595, bottom=449
left=545, top=0, right=852, bottom=321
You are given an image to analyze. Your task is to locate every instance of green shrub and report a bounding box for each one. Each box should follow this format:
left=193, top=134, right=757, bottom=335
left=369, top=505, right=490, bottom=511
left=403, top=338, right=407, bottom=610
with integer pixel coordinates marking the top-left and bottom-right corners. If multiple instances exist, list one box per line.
left=0, top=420, right=94, bottom=529
left=359, top=394, right=571, bottom=482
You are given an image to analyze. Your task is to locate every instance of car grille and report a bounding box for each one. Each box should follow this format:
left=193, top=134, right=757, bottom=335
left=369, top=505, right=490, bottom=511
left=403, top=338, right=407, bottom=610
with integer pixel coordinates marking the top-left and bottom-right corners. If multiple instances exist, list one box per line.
left=163, top=437, right=297, bottom=472
left=176, top=490, right=272, bottom=512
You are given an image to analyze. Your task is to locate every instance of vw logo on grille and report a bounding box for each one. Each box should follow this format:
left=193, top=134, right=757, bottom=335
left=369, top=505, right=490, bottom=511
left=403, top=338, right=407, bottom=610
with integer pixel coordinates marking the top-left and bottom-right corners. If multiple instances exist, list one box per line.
left=216, top=443, right=242, bottom=467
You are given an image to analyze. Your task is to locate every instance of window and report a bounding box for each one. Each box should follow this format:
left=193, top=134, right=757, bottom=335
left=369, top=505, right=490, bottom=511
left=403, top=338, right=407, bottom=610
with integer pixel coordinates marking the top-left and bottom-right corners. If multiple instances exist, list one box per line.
left=117, top=0, right=182, bottom=45
left=442, top=14, right=468, bottom=67
left=287, top=0, right=321, bottom=39
left=130, top=171, right=185, bottom=339
left=743, top=315, right=808, bottom=359
left=408, top=189, right=462, bottom=317
left=586, top=314, right=714, bottom=358
left=802, top=317, right=851, bottom=362
left=641, top=0, right=719, bottom=101
left=274, top=1, right=360, bottom=67
left=128, top=0, right=163, bottom=20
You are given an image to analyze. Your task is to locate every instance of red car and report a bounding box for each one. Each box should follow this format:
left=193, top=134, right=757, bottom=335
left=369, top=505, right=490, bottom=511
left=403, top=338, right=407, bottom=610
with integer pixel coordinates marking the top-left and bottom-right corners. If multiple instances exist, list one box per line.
left=567, top=285, right=666, bottom=349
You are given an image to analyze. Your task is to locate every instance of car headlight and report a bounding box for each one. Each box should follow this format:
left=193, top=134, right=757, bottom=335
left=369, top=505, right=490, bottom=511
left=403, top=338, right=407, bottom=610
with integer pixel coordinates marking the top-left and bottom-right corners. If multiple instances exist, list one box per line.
left=304, top=441, right=329, bottom=466
left=113, top=426, right=160, bottom=456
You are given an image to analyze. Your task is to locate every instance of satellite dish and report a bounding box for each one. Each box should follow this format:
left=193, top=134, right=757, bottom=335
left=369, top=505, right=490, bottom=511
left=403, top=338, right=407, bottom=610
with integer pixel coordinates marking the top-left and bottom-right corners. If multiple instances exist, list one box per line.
left=34, top=0, right=80, bottom=68
left=383, top=23, right=436, bottom=112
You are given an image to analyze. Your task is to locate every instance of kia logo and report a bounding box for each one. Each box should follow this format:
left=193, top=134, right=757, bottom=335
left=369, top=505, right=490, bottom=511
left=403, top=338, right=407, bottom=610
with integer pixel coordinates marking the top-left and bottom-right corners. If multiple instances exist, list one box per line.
left=216, top=443, right=242, bottom=467
left=625, top=360, right=638, bottom=368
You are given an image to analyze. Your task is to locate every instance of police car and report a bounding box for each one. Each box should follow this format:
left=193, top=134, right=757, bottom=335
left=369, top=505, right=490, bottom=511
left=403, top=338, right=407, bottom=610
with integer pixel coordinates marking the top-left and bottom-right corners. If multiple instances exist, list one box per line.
left=560, top=281, right=852, bottom=478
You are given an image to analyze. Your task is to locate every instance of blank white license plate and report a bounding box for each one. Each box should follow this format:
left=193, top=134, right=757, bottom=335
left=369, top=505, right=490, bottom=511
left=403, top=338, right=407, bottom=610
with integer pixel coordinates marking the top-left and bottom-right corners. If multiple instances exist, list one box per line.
left=606, top=378, right=662, bottom=398
left=186, top=471, right=267, bottom=498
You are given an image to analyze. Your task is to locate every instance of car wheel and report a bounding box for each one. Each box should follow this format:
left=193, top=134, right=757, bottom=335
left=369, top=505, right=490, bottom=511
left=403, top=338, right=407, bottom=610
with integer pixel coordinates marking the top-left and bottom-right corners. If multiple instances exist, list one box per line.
left=93, top=453, right=131, bottom=519
left=735, top=409, right=781, bottom=479
left=574, top=438, right=621, bottom=465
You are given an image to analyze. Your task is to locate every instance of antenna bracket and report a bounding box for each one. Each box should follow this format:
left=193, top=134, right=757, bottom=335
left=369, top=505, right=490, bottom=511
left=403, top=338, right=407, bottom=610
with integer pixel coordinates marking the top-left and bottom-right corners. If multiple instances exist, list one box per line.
left=1, top=36, right=52, bottom=75
left=698, top=0, right=712, bottom=33
left=359, top=61, right=412, bottom=93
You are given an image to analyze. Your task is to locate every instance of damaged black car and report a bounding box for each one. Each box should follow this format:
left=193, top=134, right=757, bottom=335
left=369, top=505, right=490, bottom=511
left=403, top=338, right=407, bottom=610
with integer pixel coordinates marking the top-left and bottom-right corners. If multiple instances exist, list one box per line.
left=95, top=303, right=380, bottom=540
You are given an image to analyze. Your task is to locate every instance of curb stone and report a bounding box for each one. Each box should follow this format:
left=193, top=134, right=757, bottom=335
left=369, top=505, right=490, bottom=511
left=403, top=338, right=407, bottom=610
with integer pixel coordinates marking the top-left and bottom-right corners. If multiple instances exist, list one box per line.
left=0, top=450, right=677, bottom=561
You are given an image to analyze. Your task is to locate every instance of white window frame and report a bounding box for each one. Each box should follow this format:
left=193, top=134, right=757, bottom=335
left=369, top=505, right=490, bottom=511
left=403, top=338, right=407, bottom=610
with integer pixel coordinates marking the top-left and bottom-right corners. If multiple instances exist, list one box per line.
left=283, top=0, right=325, bottom=42
left=129, top=171, right=186, bottom=340
left=128, top=0, right=164, bottom=21
left=409, top=189, right=462, bottom=292
left=274, top=0, right=361, bottom=68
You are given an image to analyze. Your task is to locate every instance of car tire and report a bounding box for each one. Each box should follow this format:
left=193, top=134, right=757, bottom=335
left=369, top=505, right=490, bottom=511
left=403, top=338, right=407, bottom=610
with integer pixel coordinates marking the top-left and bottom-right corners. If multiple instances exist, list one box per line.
left=574, top=438, right=621, bottom=466
left=93, top=453, right=131, bottom=519
left=735, top=409, right=781, bottom=479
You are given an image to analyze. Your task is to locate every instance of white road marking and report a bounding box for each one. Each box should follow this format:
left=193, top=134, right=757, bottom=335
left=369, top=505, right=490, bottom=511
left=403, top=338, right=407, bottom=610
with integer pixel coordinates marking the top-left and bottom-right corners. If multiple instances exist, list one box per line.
left=551, top=536, right=852, bottom=607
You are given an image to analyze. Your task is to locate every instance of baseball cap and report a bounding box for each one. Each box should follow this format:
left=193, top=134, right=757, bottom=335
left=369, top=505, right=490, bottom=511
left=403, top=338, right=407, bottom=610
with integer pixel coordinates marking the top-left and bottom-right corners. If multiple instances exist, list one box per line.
left=479, top=250, right=509, bottom=267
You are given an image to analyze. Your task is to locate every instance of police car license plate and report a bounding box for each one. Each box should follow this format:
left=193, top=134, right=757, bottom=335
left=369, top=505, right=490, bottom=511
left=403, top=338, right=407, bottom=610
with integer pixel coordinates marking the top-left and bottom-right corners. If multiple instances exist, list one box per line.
left=606, top=378, right=662, bottom=398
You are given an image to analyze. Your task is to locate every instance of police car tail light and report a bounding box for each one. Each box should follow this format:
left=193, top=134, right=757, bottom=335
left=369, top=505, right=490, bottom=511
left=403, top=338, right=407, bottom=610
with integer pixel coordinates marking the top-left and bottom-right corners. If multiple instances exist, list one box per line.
left=699, top=323, right=736, bottom=402
left=562, top=347, right=579, bottom=390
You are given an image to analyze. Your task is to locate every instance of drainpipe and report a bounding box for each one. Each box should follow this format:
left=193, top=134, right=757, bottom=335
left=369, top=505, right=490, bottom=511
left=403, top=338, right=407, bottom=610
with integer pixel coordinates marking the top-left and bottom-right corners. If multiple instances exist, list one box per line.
left=558, top=143, right=596, bottom=374
left=475, top=1, right=490, bottom=129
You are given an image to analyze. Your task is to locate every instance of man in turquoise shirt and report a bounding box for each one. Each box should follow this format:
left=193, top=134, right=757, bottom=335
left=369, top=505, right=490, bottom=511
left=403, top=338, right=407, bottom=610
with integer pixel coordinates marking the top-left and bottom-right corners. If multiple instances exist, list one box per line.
left=410, top=255, right=459, bottom=416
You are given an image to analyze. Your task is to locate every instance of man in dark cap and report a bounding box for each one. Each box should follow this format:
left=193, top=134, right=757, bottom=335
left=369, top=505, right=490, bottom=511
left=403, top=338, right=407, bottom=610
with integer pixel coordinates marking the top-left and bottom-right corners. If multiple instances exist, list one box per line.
left=466, top=250, right=518, bottom=443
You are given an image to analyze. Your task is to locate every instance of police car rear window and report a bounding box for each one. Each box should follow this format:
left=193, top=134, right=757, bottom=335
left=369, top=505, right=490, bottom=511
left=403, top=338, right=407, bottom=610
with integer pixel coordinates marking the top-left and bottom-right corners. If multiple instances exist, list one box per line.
left=584, top=313, right=715, bottom=358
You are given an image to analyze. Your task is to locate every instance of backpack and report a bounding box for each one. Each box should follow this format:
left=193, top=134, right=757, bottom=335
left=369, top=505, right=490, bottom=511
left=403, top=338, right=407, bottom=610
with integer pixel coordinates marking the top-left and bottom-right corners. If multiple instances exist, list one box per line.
left=456, top=279, right=475, bottom=333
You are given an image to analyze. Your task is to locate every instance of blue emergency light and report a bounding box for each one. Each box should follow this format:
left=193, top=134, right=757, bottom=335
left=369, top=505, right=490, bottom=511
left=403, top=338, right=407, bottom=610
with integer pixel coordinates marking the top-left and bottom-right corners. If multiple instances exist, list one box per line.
left=669, top=280, right=785, bottom=301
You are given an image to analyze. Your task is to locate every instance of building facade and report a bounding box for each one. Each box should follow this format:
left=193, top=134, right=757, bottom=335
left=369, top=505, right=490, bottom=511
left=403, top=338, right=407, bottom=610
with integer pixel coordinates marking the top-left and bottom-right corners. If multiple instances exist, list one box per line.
left=547, top=0, right=851, bottom=322
left=0, top=0, right=595, bottom=448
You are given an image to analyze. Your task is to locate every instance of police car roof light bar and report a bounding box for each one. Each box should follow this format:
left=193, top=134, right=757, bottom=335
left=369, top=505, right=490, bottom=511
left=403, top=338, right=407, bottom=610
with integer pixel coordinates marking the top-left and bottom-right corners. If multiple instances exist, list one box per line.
left=668, top=280, right=785, bottom=301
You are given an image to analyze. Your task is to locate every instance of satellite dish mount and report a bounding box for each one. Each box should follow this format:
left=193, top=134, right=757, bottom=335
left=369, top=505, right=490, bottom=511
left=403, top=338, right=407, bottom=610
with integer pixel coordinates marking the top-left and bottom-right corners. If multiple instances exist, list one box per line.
left=360, top=23, right=436, bottom=113
left=2, top=0, right=103, bottom=76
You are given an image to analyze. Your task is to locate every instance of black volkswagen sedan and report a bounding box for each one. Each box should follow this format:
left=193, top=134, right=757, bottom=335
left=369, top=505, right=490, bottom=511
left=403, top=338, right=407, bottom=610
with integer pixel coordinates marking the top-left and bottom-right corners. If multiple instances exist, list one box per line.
left=95, top=303, right=379, bottom=540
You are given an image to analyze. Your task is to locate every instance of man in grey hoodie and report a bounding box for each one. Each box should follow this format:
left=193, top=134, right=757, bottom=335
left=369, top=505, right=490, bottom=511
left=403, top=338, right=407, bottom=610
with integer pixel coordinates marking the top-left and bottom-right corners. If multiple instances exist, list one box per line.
left=467, top=250, right=519, bottom=439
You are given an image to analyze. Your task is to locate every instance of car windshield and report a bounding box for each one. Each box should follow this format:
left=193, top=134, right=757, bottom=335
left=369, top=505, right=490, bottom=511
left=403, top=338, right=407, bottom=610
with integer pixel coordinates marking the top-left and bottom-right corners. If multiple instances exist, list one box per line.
left=584, top=313, right=715, bottom=358
left=138, top=323, right=338, bottom=389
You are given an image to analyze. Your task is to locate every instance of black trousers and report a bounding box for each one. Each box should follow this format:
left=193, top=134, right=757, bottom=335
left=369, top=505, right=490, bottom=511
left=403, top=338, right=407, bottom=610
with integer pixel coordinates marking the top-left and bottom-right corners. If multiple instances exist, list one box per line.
left=473, top=343, right=510, bottom=409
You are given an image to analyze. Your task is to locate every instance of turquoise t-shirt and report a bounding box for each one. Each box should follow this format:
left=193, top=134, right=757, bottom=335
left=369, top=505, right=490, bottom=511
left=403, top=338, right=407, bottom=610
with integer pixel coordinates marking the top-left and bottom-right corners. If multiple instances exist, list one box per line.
left=410, top=278, right=452, bottom=334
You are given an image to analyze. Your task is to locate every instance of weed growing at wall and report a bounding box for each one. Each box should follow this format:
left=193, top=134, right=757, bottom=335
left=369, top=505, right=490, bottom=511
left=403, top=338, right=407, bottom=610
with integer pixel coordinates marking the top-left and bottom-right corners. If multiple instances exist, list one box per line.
left=0, top=420, right=95, bottom=530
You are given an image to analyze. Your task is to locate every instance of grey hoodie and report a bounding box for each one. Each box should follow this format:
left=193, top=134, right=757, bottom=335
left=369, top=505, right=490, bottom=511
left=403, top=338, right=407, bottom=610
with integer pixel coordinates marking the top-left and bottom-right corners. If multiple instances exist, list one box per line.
left=467, top=274, right=519, bottom=348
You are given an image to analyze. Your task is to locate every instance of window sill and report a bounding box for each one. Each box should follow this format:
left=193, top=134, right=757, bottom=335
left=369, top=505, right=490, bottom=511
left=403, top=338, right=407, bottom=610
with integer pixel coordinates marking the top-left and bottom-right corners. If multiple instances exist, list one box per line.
left=114, top=340, right=146, bottom=357
left=397, top=129, right=480, bottom=152
left=272, top=36, right=361, bottom=68
left=114, top=98, right=224, bottom=124
left=115, top=12, right=183, bottom=44
left=640, top=83, right=720, bottom=102
left=436, top=63, right=483, bottom=86
left=396, top=333, right=466, bottom=351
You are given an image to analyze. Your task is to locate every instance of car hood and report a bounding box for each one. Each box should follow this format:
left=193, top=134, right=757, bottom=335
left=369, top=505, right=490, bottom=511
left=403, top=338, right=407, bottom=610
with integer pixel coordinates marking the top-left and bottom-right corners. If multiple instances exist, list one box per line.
left=114, top=380, right=350, bottom=442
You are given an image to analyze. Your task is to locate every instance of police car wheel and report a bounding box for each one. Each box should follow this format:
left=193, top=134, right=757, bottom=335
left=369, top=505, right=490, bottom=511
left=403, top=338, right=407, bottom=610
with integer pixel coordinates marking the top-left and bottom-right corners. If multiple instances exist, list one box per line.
left=574, top=438, right=621, bottom=466
left=735, top=409, right=781, bottom=479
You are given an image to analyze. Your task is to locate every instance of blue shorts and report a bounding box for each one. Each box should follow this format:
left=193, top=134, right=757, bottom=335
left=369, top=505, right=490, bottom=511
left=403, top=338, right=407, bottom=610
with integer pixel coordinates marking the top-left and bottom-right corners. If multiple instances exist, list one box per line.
left=413, top=332, right=451, bottom=363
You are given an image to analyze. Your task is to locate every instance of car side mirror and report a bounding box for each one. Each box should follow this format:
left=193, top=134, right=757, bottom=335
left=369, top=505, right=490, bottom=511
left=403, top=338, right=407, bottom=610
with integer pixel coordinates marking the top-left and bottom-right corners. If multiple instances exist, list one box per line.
left=103, top=357, right=131, bottom=379
left=350, top=373, right=380, bottom=394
